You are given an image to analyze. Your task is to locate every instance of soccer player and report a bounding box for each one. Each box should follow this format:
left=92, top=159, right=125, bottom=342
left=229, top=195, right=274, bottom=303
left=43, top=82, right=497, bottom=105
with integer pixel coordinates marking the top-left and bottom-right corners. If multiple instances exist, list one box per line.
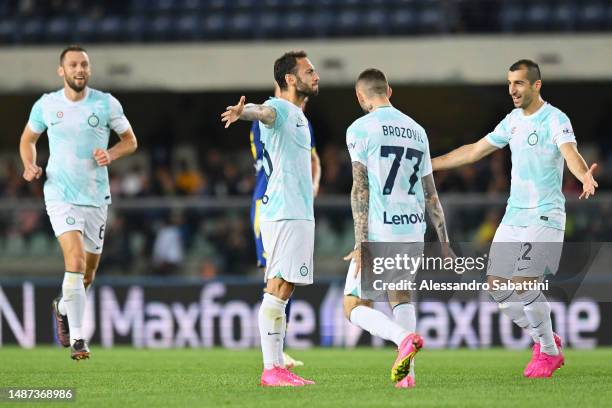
left=19, top=45, right=138, bottom=360
left=343, top=69, right=451, bottom=389
left=249, top=83, right=321, bottom=369
left=222, top=50, right=318, bottom=387
left=432, top=59, right=598, bottom=378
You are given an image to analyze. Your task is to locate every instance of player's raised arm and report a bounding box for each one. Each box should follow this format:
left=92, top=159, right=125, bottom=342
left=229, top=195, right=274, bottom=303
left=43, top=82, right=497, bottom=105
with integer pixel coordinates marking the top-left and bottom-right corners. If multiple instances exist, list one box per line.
left=559, top=143, right=598, bottom=199
left=344, top=161, right=369, bottom=277
left=432, top=137, right=499, bottom=171
left=221, top=96, right=277, bottom=128
left=19, top=124, right=43, bottom=182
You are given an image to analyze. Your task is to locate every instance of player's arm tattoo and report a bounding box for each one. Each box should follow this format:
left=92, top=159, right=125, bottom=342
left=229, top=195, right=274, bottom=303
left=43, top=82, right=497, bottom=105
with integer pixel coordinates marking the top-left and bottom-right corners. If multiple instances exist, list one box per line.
left=351, top=162, right=369, bottom=246
left=422, top=173, right=449, bottom=243
left=240, top=104, right=277, bottom=126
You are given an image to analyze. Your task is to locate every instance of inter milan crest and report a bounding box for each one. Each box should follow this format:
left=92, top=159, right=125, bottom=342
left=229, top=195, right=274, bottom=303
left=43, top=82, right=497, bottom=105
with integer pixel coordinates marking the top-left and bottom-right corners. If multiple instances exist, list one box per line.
left=88, top=113, right=100, bottom=127
left=299, top=264, right=309, bottom=276
left=56, top=111, right=63, bottom=118
left=527, top=131, right=538, bottom=146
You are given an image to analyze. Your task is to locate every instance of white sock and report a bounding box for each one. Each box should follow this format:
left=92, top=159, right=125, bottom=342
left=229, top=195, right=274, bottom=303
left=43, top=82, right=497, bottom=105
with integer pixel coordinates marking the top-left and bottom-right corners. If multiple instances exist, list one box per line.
left=62, top=272, right=86, bottom=344
left=350, top=305, right=409, bottom=347
left=276, top=313, right=287, bottom=368
left=492, top=290, right=539, bottom=343
left=58, top=296, right=67, bottom=316
left=520, top=291, right=558, bottom=355
left=258, top=293, right=287, bottom=370
left=392, top=303, right=416, bottom=333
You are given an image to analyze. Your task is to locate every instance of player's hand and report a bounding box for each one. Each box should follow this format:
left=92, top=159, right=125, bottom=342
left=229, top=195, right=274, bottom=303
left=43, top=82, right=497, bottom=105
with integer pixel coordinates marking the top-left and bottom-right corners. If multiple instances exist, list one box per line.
left=93, top=148, right=112, bottom=167
left=440, top=242, right=461, bottom=274
left=22, top=162, right=42, bottom=182
left=344, top=246, right=364, bottom=278
left=221, top=96, right=246, bottom=129
left=579, top=163, right=598, bottom=200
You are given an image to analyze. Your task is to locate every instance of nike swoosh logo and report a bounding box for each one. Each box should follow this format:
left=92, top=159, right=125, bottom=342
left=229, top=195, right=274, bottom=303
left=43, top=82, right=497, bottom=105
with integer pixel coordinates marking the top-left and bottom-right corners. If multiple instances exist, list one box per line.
left=267, top=332, right=281, bottom=335
left=296, top=123, right=305, bottom=127
left=50, top=121, right=61, bottom=126
left=517, top=267, right=529, bottom=271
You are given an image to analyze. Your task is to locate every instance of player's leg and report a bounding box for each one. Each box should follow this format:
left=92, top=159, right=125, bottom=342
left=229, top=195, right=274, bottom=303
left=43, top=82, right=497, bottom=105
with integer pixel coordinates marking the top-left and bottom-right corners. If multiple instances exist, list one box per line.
left=388, top=291, right=418, bottom=387
left=84, top=252, right=100, bottom=290
left=516, top=226, right=564, bottom=377
left=57, top=231, right=89, bottom=360
left=258, top=220, right=313, bottom=387
left=487, top=226, right=538, bottom=342
left=343, top=262, right=422, bottom=387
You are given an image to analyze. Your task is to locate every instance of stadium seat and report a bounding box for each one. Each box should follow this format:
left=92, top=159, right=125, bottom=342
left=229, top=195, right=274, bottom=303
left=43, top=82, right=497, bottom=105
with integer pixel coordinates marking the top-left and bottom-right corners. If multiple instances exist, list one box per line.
left=577, top=1, right=607, bottom=31
left=19, top=17, right=45, bottom=44
left=255, top=11, right=282, bottom=39
left=176, top=14, right=201, bottom=41
left=550, top=1, right=576, bottom=31
left=74, top=16, right=99, bottom=43
left=333, top=9, right=361, bottom=37
left=146, top=15, right=174, bottom=42
left=499, top=2, right=523, bottom=32
left=124, top=15, right=147, bottom=42
left=362, top=8, right=389, bottom=36
left=201, top=13, right=227, bottom=40
left=97, top=15, right=124, bottom=43
left=524, top=2, right=552, bottom=32
left=283, top=11, right=309, bottom=39
left=227, top=13, right=254, bottom=39
left=45, top=16, right=72, bottom=44
left=0, top=19, right=18, bottom=44
left=389, top=7, right=417, bottom=36
left=310, top=10, right=334, bottom=38
left=418, top=4, right=446, bottom=33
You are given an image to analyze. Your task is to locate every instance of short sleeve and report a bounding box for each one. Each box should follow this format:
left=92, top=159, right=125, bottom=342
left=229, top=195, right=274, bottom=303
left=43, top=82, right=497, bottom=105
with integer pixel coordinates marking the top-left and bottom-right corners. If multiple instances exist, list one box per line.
left=108, top=95, right=131, bottom=134
left=346, top=125, right=368, bottom=165
left=27, top=98, right=47, bottom=134
left=551, top=112, right=576, bottom=147
left=485, top=114, right=511, bottom=148
left=262, top=98, right=289, bottom=130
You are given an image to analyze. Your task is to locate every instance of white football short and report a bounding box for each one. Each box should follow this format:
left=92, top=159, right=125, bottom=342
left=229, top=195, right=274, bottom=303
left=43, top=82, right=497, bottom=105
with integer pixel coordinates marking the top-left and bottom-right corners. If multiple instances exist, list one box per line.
left=261, top=219, right=314, bottom=286
left=46, top=201, right=108, bottom=254
left=487, top=224, right=564, bottom=279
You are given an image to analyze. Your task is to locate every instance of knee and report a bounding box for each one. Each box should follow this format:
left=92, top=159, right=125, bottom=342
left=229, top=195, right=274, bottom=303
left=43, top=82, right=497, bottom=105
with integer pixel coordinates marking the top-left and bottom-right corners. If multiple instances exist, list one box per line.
left=344, top=296, right=371, bottom=321
left=265, top=279, right=294, bottom=300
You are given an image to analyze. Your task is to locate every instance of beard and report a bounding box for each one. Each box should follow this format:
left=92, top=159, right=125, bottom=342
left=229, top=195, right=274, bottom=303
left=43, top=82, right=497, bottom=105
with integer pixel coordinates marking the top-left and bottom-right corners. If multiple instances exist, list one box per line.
left=295, top=77, right=318, bottom=97
left=66, top=76, right=88, bottom=93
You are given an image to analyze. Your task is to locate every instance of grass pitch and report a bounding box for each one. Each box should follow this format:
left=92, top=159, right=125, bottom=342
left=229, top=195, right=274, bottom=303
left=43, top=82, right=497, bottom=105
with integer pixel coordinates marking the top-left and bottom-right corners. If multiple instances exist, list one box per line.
left=2, top=347, right=611, bottom=407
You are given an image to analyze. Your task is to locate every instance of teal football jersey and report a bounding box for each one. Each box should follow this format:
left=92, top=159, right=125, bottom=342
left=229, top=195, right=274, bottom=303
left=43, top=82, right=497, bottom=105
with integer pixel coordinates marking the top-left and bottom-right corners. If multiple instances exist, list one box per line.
left=28, top=87, right=130, bottom=207
left=346, top=106, right=432, bottom=242
left=485, top=102, right=576, bottom=230
left=258, top=97, right=314, bottom=221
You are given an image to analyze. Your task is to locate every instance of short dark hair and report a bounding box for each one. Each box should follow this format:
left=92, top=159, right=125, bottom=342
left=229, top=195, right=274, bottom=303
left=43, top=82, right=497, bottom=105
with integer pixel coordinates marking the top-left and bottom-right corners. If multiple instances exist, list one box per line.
left=509, top=59, right=541, bottom=84
left=274, top=50, right=307, bottom=90
left=356, top=68, right=389, bottom=96
left=60, top=45, right=87, bottom=64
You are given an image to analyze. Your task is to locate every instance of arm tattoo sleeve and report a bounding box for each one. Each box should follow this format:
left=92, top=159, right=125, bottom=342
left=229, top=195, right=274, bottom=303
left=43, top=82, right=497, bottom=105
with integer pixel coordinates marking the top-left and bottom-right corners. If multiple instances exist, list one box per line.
left=240, top=104, right=277, bottom=125
left=351, top=162, right=369, bottom=246
left=422, top=173, right=449, bottom=242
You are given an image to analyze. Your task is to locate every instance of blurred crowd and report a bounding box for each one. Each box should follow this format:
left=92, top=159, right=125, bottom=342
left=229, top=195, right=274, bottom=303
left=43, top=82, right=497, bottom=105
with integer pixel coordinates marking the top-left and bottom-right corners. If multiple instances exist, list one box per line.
left=1, top=142, right=610, bottom=277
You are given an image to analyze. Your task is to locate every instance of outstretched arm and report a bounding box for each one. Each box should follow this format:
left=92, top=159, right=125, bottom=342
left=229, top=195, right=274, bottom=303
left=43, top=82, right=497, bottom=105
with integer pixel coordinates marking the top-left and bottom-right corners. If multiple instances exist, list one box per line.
left=221, top=96, right=276, bottom=128
left=19, top=124, right=43, bottom=182
left=343, top=162, right=369, bottom=277
left=432, top=137, right=498, bottom=171
left=560, top=142, right=598, bottom=199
